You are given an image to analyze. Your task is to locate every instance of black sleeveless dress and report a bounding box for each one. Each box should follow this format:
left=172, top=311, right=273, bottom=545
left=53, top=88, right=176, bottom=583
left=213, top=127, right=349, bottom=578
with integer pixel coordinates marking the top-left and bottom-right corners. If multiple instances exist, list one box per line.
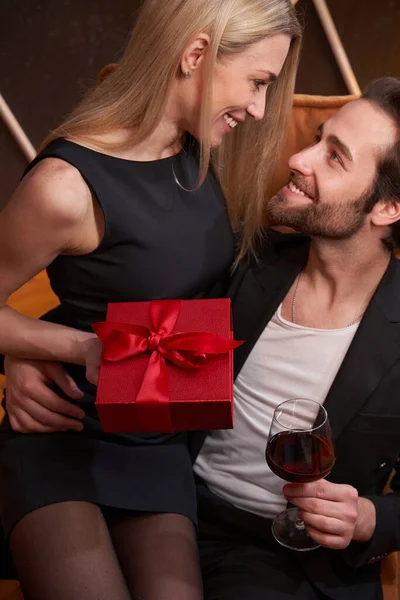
left=0, top=136, right=234, bottom=535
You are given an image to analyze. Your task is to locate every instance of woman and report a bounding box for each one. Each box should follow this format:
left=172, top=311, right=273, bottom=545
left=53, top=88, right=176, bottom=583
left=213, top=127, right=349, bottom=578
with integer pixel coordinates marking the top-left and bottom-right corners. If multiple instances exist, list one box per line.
left=0, top=1, right=301, bottom=598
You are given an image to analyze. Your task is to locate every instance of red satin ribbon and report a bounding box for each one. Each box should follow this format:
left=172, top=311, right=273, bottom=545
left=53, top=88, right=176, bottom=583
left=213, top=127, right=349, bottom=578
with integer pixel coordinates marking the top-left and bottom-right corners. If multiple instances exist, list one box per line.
left=92, top=300, right=242, bottom=432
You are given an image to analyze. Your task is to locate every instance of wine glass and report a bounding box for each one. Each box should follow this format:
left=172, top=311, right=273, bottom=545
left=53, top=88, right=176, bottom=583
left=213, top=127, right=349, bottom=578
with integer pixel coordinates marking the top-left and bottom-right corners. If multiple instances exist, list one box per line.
left=265, top=398, right=335, bottom=551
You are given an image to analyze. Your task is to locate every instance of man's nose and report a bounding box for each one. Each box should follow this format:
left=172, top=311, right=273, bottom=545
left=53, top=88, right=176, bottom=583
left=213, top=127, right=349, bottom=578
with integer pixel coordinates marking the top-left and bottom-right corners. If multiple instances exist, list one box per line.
left=288, top=145, right=315, bottom=177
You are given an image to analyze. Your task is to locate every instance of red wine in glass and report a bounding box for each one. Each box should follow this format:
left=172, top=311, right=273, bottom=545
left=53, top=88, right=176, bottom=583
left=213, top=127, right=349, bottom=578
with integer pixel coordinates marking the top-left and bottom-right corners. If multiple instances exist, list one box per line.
left=266, top=431, right=335, bottom=483
left=265, top=399, right=336, bottom=551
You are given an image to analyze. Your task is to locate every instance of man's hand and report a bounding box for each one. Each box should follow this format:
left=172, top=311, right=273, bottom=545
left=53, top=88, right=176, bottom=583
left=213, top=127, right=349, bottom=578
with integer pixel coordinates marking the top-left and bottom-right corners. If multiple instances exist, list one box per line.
left=5, top=355, right=85, bottom=433
left=284, top=480, right=376, bottom=549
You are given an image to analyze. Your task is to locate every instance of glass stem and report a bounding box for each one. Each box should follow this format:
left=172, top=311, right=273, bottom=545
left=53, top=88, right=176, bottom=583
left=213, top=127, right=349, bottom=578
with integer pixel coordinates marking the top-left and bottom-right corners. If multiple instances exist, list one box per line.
left=294, top=511, right=306, bottom=531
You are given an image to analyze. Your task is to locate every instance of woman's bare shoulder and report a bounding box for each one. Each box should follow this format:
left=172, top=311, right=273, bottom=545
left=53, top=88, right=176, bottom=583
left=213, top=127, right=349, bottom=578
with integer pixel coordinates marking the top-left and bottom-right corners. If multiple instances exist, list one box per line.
left=13, top=157, right=92, bottom=227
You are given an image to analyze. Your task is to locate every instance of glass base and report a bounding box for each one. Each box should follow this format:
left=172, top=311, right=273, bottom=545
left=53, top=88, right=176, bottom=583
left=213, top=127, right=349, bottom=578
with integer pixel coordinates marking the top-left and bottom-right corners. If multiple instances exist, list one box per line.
left=272, top=507, right=320, bottom=552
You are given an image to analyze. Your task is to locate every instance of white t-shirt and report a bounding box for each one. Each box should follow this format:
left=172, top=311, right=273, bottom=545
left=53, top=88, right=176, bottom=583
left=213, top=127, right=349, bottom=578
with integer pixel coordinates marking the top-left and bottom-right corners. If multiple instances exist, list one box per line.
left=194, top=304, right=359, bottom=519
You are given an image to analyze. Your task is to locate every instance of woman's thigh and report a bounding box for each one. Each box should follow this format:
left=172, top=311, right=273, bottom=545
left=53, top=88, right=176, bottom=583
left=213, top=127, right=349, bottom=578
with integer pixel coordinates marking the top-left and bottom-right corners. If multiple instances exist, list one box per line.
left=106, top=509, right=203, bottom=600
left=9, top=501, right=131, bottom=600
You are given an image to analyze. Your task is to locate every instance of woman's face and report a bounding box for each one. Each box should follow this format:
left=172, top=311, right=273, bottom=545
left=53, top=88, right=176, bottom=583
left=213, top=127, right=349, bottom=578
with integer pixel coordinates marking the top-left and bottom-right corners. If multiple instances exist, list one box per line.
left=185, top=34, right=291, bottom=148
left=209, top=34, right=291, bottom=146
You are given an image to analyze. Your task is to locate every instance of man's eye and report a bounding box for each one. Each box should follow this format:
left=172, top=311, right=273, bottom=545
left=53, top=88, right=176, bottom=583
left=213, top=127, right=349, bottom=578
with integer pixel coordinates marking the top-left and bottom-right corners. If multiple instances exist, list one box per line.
left=329, top=151, right=343, bottom=166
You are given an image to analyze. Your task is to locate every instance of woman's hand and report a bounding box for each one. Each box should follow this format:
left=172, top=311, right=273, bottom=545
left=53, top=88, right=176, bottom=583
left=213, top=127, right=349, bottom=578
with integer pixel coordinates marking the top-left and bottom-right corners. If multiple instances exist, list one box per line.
left=81, top=336, right=103, bottom=385
left=4, top=355, right=85, bottom=433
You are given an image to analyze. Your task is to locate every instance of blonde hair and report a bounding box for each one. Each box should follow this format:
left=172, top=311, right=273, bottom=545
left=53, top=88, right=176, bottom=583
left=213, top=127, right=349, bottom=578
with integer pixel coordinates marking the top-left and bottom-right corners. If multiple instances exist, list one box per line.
left=41, top=0, right=301, bottom=263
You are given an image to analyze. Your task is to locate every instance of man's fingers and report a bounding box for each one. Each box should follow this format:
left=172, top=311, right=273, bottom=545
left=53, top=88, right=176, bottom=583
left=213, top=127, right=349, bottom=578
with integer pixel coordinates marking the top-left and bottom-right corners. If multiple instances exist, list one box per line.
left=288, top=495, right=359, bottom=530
left=298, top=510, right=347, bottom=536
left=284, top=480, right=358, bottom=503
left=48, top=364, right=84, bottom=400
left=8, top=387, right=84, bottom=432
left=289, top=496, right=349, bottom=520
left=18, top=397, right=84, bottom=432
left=8, top=414, right=24, bottom=433
left=29, top=385, right=85, bottom=420
left=8, top=409, right=68, bottom=434
left=304, top=524, right=351, bottom=550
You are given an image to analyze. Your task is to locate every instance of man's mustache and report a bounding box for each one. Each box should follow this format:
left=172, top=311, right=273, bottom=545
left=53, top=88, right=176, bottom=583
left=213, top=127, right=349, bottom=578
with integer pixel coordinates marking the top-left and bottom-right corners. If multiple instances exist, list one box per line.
left=288, top=171, right=317, bottom=201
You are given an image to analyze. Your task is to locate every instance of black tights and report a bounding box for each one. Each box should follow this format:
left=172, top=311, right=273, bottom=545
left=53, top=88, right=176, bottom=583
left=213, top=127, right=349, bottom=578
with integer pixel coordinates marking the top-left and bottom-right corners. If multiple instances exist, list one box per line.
left=9, top=502, right=203, bottom=600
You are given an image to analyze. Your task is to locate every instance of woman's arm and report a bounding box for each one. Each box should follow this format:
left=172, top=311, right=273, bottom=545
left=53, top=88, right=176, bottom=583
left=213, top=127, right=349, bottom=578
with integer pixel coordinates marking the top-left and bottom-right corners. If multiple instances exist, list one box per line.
left=0, top=158, right=100, bottom=364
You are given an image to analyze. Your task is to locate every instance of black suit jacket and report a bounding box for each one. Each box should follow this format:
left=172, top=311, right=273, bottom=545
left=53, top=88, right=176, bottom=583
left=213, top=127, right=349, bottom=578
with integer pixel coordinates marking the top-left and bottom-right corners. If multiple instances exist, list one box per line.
left=223, top=228, right=400, bottom=594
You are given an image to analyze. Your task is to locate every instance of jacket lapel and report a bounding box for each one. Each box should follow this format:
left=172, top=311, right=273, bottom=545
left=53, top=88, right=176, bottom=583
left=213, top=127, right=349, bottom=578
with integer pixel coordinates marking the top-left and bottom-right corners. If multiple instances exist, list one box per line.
left=231, top=232, right=310, bottom=376
left=324, top=255, right=400, bottom=440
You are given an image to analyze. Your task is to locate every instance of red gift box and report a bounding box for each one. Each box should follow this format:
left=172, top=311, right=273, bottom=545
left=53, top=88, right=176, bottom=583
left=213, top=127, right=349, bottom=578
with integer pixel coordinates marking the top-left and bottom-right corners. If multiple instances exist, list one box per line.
left=92, top=299, right=242, bottom=433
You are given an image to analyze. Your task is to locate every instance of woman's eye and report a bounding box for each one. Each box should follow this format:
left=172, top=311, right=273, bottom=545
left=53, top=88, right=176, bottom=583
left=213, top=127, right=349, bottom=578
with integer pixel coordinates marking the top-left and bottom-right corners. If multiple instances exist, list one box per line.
left=253, top=80, right=267, bottom=91
left=314, top=134, right=321, bottom=144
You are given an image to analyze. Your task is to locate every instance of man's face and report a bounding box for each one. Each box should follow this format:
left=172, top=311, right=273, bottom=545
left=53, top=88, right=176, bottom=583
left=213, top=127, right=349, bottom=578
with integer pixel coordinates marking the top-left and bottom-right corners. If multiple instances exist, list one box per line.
left=267, top=99, right=398, bottom=239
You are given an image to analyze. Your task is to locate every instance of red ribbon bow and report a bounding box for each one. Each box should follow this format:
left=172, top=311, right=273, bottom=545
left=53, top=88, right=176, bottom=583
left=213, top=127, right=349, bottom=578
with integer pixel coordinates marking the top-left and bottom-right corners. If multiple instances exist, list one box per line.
left=92, top=300, right=242, bottom=432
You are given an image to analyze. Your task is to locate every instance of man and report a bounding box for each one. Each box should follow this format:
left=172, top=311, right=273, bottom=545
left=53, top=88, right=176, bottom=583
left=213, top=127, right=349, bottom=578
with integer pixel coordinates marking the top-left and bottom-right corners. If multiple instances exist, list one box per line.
left=194, top=77, right=400, bottom=600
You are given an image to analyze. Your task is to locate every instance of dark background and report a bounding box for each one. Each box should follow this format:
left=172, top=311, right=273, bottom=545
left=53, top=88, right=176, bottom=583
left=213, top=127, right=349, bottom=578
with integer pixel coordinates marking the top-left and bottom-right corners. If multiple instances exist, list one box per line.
left=1, top=0, right=399, bottom=206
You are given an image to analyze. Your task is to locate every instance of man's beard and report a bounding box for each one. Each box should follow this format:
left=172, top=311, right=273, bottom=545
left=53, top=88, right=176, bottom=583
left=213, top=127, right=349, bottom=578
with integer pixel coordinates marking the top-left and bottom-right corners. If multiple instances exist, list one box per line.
left=266, top=187, right=373, bottom=240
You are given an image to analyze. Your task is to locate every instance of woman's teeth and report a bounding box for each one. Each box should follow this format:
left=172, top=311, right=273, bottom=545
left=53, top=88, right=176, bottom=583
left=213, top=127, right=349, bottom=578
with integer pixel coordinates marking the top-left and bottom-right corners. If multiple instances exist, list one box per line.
left=224, top=114, right=238, bottom=129
left=289, top=181, right=307, bottom=197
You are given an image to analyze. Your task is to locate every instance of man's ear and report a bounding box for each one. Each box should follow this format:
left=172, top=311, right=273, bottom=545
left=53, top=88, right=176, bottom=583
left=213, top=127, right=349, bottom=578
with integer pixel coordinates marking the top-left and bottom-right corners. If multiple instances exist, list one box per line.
left=180, top=33, right=210, bottom=76
left=370, top=198, right=400, bottom=228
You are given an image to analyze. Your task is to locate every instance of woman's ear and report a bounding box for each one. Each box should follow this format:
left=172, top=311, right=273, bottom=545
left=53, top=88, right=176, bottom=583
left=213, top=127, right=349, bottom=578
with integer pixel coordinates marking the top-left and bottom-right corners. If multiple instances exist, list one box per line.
left=180, top=33, right=211, bottom=77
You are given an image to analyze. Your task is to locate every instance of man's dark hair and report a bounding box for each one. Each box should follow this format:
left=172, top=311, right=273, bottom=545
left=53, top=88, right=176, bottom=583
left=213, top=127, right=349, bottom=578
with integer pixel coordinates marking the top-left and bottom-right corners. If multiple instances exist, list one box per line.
left=362, top=77, right=400, bottom=250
